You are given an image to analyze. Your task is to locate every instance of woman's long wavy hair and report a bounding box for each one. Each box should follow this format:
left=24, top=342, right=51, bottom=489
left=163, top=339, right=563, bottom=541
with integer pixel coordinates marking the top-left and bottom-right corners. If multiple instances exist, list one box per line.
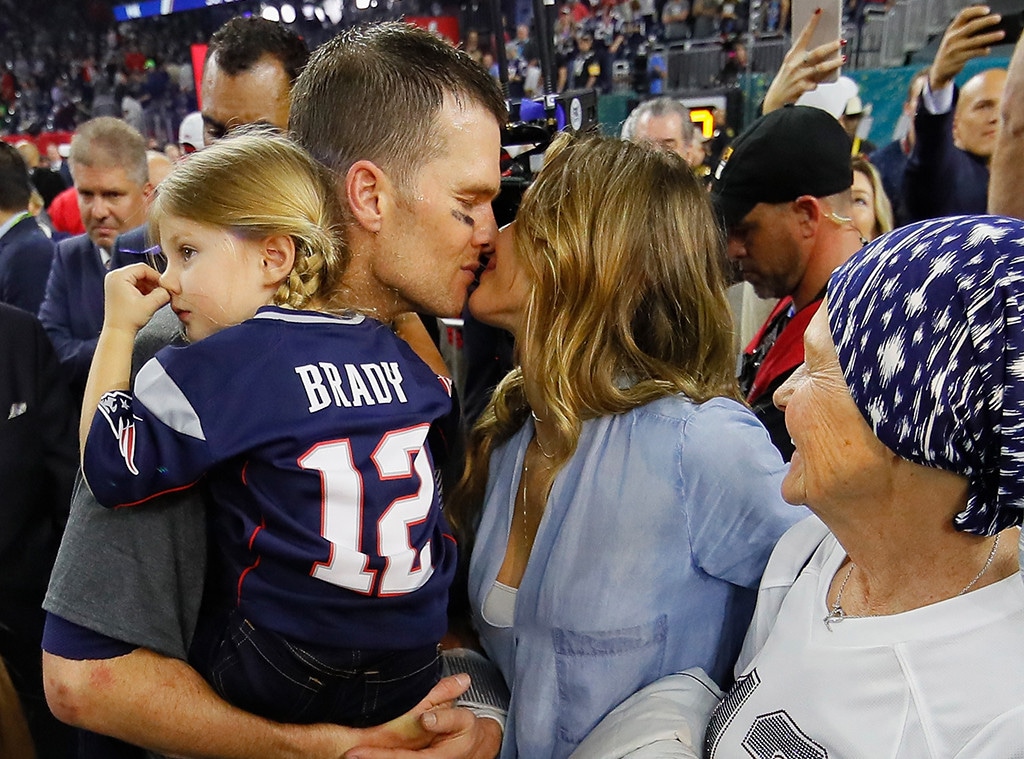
left=448, top=133, right=740, bottom=539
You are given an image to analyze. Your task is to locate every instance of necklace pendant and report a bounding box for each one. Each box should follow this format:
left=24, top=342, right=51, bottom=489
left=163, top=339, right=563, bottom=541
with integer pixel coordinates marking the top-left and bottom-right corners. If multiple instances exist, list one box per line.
left=823, top=606, right=846, bottom=632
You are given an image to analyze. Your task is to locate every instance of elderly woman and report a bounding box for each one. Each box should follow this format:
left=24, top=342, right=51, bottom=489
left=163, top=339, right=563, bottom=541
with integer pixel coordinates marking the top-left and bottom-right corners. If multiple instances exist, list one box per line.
left=431, top=134, right=805, bottom=759
left=703, top=215, right=1024, bottom=756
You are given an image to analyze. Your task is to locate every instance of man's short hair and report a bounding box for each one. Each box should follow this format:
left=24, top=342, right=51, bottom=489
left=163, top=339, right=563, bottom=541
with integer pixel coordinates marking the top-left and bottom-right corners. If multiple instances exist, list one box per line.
left=620, top=97, right=694, bottom=144
left=711, top=105, right=852, bottom=230
left=206, top=17, right=309, bottom=83
left=289, top=22, right=506, bottom=190
left=69, top=117, right=149, bottom=187
left=0, top=142, right=32, bottom=212
left=14, top=140, right=40, bottom=169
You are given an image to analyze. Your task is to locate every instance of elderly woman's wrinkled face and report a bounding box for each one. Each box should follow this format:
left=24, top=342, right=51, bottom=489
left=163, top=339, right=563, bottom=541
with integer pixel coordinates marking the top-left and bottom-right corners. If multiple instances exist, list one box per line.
left=773, top=305, right=893, bottom=509
left=468, top=222, right=532, bottom=335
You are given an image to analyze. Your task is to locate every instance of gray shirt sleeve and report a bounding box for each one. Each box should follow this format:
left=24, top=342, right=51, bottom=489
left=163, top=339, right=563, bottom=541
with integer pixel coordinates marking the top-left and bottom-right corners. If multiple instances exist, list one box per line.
left=43, top=306, right=205, bottom=661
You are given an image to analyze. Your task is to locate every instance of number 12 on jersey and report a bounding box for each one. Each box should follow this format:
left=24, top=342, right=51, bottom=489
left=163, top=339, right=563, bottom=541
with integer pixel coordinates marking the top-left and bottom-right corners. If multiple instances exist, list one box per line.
left=299, top=424, right=435, bottom=597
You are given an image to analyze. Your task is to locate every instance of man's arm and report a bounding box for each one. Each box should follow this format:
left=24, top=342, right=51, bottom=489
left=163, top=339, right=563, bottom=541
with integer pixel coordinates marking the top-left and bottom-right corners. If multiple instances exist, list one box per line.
left=903, top=5, right=1002, bottom=221
left=44, top=649, right=473, bottom=759
left=345, top=650, right=505, bottom=759
left=989, top=32, right=1024, bottom=216
left=927, top=5, right=1003, bottom=94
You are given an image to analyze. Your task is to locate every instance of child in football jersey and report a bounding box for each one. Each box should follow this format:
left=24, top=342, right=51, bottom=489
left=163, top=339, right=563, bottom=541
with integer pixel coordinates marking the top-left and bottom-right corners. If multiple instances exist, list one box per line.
left=80, top=130, right=456, bottom=729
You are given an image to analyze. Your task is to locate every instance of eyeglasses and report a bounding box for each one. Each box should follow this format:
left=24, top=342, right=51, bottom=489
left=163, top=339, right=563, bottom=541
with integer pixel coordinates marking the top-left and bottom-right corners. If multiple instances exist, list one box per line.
left=119, top=244, right=167, bottom=273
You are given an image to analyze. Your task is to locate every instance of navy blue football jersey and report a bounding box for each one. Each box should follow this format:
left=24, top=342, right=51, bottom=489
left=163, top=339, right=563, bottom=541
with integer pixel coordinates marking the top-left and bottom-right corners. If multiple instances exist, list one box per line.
left=84, top=307, right=456, bottom=650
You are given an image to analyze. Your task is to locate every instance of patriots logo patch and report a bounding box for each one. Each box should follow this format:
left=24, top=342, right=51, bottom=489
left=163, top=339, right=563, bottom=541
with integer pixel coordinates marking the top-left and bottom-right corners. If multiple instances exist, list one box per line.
left=97, top=391, right=139, bottom=475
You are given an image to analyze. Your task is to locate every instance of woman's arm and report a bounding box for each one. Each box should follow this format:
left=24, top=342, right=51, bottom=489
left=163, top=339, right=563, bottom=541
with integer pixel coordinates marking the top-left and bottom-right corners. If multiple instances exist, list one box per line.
left=568, top=669, right=723, bottom=759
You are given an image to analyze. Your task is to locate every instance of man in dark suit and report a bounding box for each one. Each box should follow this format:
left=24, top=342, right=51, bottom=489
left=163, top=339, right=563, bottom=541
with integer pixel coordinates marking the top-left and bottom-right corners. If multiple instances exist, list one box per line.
left=902, top=6, right=1007, bottom=222
left=0, top=303, right=77, bottom=757
left=37, top=117, right=152, bottom=402
left=0, top=142, right=56, bottom=314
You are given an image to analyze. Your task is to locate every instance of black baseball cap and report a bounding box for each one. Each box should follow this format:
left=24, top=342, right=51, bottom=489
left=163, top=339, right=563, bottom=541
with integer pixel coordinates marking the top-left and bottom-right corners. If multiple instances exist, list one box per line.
left=711, top=105, right=853, bottom=230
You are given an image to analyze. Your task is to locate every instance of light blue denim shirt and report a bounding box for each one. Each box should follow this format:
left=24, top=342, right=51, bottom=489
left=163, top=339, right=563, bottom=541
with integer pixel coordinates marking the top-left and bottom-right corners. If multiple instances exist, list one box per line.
left=468, top=394, right=806, bottom=759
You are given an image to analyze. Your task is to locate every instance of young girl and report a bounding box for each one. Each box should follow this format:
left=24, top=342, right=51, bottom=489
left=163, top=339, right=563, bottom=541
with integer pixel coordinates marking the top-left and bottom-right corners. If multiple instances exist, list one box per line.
left=80, top=130, right=456, bottom=729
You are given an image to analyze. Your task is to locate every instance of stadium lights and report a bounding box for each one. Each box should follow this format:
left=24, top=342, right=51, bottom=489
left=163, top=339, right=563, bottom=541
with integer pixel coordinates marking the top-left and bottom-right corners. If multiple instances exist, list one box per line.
left=261, top=4, right=280, bottom=20
left=281, top=2, right=296, bottom=22
left=323, top=0, right=342, bottom=22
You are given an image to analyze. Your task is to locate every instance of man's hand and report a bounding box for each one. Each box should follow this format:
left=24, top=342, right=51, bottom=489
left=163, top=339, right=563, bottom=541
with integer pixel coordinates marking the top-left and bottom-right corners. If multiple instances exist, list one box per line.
left=338, top=674, right=473, bottom=752
left=344, top=705, right=502, bottom=759
left=931, top=5, right=1005, bottom=91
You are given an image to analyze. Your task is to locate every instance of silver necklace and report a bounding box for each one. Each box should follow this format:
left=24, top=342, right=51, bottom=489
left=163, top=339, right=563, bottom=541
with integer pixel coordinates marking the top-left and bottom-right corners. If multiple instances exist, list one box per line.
left=824, top=533, right=1001, bottom=631
left=520, top=456, right=530, bottom=548
left=957, top=532, right=1001, bottom=596
left=823, top=563, right=855, bottom=631
left=518, top=443, right=546, bottom=549
left=530, top=411, right=555, bottom=459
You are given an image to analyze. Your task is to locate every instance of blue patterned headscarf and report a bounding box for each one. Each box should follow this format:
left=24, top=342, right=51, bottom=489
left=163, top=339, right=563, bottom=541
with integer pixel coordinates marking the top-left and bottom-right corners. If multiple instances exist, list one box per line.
left=827, top=215, right=1024, bottom=536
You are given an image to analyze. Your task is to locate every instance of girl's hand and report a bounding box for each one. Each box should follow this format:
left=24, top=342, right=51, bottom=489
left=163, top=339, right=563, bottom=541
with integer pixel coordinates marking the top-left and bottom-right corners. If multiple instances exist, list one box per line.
left=763, top=9, right=845, bottom=115
left=103, top=263, right=170, bottom=334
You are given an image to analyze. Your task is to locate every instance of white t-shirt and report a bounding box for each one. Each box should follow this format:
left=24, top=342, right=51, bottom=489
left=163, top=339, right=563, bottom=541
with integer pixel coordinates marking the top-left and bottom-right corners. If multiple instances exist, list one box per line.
left=705, top=518, right=1024, bottom=758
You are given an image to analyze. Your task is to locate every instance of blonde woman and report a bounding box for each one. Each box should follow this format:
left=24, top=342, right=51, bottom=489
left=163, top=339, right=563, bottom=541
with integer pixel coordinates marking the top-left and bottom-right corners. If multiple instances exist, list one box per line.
left=446, top=135, right=805, bottom=758
left=79, top=130, right=456, bottom=736
left=851, top=157, right=894, bottom=242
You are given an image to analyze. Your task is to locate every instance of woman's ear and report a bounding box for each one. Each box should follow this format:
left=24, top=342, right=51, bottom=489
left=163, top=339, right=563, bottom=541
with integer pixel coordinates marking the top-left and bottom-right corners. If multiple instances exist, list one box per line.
left=260, top=234, right=296, bottom=285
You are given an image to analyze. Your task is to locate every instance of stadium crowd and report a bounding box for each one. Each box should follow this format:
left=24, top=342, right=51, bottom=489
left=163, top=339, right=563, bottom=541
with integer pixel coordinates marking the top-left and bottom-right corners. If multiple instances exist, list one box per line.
left=1, top=0, right=907, bottom=147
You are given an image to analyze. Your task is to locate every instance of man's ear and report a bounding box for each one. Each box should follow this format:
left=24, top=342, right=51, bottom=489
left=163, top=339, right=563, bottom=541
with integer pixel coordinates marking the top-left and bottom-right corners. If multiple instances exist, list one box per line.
left=792, top=195, right=823, bottom=238
left=260, top=234, right=296, bottom=285
left=346, top=159, right=389, bottom=233
left=951, top=114, right=965, bottom=151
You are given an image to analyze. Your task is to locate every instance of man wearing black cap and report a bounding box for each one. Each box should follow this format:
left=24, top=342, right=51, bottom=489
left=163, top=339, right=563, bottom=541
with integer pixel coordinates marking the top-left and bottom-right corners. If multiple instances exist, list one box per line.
left=712, top=104, right=864, bottom=459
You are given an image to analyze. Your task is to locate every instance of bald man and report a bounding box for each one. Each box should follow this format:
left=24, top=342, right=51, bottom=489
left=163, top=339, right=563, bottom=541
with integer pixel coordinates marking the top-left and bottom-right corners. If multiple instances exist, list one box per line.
left=903, top=5, right=1007, bottom=221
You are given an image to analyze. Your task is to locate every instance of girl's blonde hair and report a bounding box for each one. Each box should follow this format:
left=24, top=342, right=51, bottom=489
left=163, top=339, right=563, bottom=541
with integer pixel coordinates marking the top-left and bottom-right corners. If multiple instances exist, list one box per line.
left=149, top=128, right=344, bottom=310
left=449, top=133, right=740, bottom=537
